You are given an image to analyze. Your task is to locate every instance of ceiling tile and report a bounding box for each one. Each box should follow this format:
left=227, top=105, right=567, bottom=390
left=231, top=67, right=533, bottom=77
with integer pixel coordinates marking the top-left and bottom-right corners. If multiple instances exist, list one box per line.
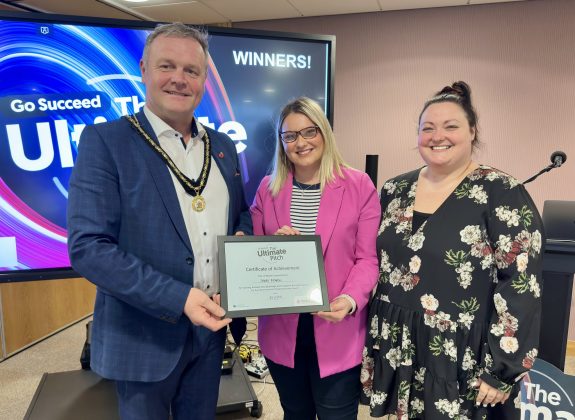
left=20, top=0, right=143, bottom=19
left=376, top=0, right=466, bottom=11
left=468, top=0, right=522, bottom=4
left=289, top=0, right=381, bottom=16
left=9, top=0, right=529, bottom=24
left=130, top=1, right=227, bottom=24
left=198, top=0, right=301, bottom=22
left=117, top=0, right=194, bottom=5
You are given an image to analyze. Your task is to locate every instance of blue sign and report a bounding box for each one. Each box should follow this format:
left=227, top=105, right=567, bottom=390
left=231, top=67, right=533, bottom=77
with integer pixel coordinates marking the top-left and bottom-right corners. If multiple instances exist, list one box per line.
left=520, top=358, right=575, bottom=419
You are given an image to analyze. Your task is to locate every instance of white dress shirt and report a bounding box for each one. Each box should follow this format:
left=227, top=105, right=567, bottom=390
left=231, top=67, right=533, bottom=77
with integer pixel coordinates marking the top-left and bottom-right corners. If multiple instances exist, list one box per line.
left=144, top=107, right=229, bottom=294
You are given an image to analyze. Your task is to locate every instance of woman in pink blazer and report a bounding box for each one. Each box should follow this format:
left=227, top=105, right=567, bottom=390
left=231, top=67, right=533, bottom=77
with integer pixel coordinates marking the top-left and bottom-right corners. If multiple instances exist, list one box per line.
left=250, top=97, right=380, bottom=419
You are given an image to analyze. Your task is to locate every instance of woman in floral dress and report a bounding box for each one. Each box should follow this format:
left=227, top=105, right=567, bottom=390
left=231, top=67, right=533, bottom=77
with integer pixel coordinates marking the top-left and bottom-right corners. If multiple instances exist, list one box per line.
left=361, top=81, right=543, bottom=419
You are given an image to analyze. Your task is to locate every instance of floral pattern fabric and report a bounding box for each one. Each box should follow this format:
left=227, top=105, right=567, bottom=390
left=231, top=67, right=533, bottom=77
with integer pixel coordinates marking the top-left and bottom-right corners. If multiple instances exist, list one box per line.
left=361, top=166, right=543, bottom=419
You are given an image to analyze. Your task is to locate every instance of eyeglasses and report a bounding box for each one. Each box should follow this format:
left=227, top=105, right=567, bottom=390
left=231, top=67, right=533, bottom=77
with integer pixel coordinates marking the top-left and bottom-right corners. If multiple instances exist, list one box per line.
left=279, top=126, right=320, bottom=143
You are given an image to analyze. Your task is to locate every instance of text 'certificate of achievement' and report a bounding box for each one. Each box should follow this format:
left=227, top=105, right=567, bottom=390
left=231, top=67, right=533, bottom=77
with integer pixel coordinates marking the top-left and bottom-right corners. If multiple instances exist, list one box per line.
left=218, top=235, right=329, bottom=318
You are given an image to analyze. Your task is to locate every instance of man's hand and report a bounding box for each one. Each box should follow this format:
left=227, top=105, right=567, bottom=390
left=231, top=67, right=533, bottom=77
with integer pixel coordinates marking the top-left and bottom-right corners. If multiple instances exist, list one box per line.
left=184, top=288, right=231, bottom=331
left=315, top=297, right=352, bottom=323
left=475, top=378, right=510, bottom=407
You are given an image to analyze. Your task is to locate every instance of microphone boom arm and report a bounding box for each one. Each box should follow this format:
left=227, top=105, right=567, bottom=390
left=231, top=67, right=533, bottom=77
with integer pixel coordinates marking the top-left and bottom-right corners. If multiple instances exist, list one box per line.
left=523, top=164, right=555, bottom=185
left=523, top=150, right=566, bottom=185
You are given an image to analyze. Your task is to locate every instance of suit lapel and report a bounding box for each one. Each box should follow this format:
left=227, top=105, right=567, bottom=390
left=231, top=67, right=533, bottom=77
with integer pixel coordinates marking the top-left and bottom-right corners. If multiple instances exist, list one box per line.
left=315, top=177, right=344, bottom=254
left=131, top=112, right=193, bottom=253
left=208, top=129, right=238, bottom=234
left=210, top=131, right=233, bottom=194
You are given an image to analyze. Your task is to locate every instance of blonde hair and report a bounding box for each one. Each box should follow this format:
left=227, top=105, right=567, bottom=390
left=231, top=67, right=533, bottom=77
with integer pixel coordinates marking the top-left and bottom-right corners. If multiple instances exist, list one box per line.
left=268, top=97, right=349, bottom=196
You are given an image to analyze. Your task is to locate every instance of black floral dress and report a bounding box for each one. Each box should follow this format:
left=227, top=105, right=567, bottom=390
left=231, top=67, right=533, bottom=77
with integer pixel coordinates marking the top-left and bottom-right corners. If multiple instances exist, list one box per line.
left=361, top=166, right=544, bottom=419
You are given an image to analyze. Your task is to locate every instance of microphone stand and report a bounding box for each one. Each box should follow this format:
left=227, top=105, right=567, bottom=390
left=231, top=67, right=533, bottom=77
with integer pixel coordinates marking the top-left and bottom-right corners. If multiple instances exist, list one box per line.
left=523, top=163, right=558, bottom=185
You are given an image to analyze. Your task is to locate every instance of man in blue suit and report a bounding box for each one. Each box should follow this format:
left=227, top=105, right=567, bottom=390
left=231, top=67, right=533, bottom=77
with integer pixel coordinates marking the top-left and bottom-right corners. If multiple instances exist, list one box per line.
left=67, top=23, right=252, bottom=420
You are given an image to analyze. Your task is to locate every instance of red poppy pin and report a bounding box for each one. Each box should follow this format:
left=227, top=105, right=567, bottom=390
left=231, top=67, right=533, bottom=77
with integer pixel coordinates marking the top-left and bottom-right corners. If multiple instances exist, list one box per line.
left=218, top=152, right=224, bottom=159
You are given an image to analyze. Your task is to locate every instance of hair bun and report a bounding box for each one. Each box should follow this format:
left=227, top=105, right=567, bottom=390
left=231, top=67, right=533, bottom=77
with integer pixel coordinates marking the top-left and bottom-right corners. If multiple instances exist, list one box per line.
left=452, top=81, right=471, bottom=100
left=437, top=81, right=472, bottom=103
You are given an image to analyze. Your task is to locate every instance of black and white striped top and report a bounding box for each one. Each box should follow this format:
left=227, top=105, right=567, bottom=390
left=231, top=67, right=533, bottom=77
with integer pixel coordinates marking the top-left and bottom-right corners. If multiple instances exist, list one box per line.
left=290, top=180, right=321, bottom=235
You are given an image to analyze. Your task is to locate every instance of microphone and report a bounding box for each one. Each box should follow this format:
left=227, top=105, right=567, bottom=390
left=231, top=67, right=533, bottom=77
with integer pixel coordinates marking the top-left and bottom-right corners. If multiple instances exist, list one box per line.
left=524, top=150, right=567, bottom=184
left=551, top=151, right=567, bottom=168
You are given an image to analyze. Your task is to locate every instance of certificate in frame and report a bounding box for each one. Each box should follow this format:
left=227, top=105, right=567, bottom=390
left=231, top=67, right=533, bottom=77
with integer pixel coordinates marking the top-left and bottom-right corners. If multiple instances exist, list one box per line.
left=218, top=235, right=330, bottom=318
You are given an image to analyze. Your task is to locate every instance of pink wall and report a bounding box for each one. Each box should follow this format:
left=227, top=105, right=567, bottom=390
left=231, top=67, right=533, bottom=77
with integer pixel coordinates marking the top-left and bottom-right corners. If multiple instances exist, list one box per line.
left=235, top=0, right=575, bottom=337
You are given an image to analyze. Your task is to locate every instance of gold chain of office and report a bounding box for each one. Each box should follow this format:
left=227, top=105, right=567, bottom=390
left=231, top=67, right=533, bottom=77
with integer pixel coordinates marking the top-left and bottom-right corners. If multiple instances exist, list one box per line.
left=124, top=114, right=211, bottom=212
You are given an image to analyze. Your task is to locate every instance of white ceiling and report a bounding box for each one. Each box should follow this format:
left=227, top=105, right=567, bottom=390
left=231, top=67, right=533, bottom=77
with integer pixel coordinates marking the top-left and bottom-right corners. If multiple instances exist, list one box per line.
left=0, top=0, right=526, bottom=24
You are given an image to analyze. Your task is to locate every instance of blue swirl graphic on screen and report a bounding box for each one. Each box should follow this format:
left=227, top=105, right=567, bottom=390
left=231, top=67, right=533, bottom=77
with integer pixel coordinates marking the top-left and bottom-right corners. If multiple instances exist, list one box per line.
left=0, top=19, right=330, bottom=274
left=0, top=22, right=234, bottom=271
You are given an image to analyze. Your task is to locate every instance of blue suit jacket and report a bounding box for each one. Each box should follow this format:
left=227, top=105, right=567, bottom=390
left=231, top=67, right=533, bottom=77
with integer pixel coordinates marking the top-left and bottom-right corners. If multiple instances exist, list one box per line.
left=67, top=112, right=252, bottom=381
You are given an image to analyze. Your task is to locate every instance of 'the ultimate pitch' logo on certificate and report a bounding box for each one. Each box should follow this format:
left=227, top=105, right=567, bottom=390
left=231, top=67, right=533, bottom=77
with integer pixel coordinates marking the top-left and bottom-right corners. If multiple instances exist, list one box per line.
left=257, top=246, right=287, bottom=263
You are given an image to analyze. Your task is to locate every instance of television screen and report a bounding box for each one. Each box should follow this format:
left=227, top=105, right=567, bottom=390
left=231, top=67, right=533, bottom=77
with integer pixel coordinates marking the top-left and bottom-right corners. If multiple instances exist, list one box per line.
left=0, top=12, right=335, bottom=281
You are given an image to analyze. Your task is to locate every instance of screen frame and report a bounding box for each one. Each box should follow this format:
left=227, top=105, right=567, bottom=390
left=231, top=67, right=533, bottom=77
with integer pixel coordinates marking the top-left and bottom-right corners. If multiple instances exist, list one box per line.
left=0, top=11, right=335, bottom=282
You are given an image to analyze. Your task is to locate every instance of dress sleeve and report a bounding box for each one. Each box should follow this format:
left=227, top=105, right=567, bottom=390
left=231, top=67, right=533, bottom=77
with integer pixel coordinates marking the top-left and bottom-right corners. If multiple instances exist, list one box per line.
left=480, top=179, right=544, bottom=392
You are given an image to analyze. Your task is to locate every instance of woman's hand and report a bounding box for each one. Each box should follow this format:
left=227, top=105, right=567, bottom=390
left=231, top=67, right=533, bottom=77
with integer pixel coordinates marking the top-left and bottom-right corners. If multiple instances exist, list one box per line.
left=315, top=297, right=352, bottom=323
left=274, top=225, right=300, bottom=235
left=475, top=378, right=510, bottom=407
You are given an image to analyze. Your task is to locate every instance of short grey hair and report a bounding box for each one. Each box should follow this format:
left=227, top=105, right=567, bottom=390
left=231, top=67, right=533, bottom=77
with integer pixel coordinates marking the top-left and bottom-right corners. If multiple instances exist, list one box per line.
left=142, top=22, right=209, bottom=64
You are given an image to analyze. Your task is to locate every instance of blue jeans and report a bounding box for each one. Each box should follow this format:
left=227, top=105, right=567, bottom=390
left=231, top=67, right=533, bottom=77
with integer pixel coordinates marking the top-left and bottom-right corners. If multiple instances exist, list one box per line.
left=115, top=325, right=226, bottom=420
